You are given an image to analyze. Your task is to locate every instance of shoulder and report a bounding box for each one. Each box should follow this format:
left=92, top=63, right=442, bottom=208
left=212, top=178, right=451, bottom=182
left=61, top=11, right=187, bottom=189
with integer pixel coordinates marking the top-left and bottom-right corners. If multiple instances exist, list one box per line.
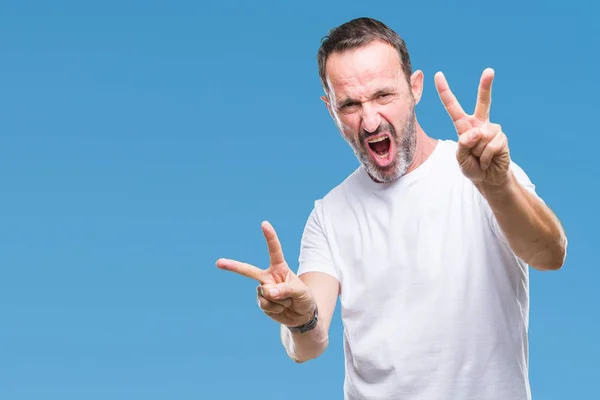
left=427, top=139, right=461, bottom=170
left=423, top=139, right=465, bottom=180
left=311, top=167, right=364, bottom=214
left=431, top=139, right=540, bottom=192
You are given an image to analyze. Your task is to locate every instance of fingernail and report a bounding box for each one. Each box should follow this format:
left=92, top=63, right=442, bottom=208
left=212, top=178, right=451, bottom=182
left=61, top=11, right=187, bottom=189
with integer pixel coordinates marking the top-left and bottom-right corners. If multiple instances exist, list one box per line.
left=269, top=288, right=279, bottom=298
left=470, top=130, right=479, bottom=140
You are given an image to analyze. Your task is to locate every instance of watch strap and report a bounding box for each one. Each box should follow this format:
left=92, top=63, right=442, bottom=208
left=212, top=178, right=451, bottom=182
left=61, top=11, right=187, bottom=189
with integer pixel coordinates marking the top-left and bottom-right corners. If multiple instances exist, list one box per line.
left=287, top=306, right=318, bottom=334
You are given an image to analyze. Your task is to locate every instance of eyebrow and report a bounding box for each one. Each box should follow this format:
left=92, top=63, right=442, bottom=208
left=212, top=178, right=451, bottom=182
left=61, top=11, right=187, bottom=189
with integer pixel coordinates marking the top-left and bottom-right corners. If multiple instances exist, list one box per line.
left=338, top=87, right=397, bottom=108
left=372, top=86, right=397, bottom=97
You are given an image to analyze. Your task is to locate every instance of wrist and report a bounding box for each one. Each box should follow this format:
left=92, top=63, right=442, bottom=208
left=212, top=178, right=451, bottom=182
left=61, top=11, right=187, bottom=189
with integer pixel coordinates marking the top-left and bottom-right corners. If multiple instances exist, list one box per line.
left=287, top=305, right=319, bottom=334
left=476, top=170, right=517, bottom=203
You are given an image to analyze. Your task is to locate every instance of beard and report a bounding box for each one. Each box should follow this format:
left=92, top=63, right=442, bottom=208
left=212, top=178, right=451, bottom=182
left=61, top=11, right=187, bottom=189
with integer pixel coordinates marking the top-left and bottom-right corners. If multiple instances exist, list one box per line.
left=344, top=106, right=417, bottom=183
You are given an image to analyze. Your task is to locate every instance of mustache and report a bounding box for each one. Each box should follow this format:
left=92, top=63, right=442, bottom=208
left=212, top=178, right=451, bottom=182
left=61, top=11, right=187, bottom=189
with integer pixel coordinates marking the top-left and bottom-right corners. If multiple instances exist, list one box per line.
left=359, top=123, right=397, bottom=142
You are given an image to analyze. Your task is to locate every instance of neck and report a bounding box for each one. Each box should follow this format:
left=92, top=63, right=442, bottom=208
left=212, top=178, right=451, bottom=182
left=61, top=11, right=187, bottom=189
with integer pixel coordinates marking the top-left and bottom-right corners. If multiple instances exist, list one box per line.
left=404, top=120, right=437, bottom=175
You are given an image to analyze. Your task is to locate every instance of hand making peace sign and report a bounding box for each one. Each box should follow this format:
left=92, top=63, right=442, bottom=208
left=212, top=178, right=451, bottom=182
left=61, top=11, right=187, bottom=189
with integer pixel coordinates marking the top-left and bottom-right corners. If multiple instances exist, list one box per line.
left=216, top=221, right=316, bottom=328
left=434, top=68, right=512, bottom=188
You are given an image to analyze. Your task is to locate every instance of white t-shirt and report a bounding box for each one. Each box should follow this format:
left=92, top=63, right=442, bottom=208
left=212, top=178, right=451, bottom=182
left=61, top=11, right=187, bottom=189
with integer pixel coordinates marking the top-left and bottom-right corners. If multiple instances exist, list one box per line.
left=297, top=139, right=540, bottom=400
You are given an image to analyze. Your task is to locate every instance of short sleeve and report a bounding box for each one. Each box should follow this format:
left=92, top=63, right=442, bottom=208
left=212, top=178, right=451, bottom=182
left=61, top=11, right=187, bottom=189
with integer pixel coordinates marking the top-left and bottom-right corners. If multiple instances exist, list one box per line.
left=510, top=161, right=543, bottom=202
left=488, top=161, right=544, bottom=243
left=297, top=200, right=340, bottom=282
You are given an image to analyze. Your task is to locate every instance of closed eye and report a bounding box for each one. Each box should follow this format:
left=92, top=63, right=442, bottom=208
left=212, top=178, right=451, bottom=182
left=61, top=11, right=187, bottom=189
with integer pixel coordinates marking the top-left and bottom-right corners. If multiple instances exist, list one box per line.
left=339, top=101, right=360, bottom=112
left=376, top=92, right=395, bottom=103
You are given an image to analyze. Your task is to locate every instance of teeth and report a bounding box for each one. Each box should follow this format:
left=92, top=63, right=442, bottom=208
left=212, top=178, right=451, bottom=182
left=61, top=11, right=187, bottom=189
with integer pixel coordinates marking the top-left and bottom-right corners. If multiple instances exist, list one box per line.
left=368, top=136, right=388, bottom=144
left=375, top=152, right=389, bottom=159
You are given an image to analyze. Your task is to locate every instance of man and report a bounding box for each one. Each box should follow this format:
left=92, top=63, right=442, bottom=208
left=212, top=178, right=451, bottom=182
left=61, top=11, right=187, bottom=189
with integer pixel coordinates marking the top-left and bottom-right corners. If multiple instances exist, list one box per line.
left=217, top=17, right=567, bottom=400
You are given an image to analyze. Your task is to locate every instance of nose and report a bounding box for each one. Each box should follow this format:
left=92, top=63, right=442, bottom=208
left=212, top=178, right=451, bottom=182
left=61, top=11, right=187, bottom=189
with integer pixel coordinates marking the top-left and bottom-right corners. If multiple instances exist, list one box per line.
left=361, top=103, right=381, bottom=133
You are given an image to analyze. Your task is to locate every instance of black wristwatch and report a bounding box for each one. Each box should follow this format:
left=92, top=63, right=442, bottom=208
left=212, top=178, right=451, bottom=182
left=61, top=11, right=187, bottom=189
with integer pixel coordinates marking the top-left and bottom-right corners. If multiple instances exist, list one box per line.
left=287, top=306, right=318, bottom=334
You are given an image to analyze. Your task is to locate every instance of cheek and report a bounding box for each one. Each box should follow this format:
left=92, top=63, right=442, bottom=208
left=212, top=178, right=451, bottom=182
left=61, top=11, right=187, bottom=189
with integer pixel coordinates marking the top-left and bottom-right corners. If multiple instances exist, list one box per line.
left=381, top=104, right=411, bottom=128
left=336, top=114, right=360, bottom=136
left=382, top=103, right=402, bottom=119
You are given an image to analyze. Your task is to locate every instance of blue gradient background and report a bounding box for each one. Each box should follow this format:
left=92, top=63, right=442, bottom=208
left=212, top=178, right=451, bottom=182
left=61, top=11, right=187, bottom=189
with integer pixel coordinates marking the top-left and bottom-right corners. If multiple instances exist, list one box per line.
left=1, top=1, right=598, bottom=399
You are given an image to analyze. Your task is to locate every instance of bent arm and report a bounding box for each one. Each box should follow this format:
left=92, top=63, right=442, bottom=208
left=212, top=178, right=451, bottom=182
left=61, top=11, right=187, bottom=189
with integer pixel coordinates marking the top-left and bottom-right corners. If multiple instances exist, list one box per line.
left=281, top=271, right=339, bottom=363
left=478, top=170, right=568, bottom=271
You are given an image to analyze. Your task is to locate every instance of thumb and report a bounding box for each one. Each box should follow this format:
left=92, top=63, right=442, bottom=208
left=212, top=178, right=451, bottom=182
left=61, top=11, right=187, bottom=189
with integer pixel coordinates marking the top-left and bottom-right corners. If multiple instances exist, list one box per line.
left=457, top=126, right=480, bottom=162
left=266, top=279, right=310, bottom=302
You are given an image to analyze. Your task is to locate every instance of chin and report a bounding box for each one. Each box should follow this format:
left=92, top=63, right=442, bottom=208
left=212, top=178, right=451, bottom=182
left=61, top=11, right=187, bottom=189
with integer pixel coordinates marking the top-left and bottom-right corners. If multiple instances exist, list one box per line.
left=364, top=158, right=404, bottom=183
left=364, top=144, right=415, bottom=183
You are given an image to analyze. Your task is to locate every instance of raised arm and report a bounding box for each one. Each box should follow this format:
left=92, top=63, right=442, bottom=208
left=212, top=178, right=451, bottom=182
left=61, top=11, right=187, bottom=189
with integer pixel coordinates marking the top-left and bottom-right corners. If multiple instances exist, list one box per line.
left=434, top=69, right=567, bottom=270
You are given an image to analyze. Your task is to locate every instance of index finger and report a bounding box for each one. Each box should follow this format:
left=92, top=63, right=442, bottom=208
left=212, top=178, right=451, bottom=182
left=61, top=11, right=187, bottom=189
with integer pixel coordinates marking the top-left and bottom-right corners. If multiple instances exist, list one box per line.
left=474, top=68, right=494, bottom=121
left=434, top=71, right=467, bottom=123
left=216, top=258, right=265, bottom=282
left=262, top=221, right=285, bottom=266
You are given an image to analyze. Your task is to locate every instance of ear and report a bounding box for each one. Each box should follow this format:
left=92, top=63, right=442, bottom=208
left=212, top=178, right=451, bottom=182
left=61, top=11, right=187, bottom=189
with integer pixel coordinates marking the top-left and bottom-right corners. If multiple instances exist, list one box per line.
left=321, top=95, right=334, bottom=118
left=321, top=94, right=345, bottom=135
left=410, top=70, right=424, bottom=104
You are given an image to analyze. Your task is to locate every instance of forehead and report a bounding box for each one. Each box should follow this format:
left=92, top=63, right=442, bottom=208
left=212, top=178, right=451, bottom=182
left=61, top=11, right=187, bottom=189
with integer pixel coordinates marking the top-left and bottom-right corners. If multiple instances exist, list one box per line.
left=325, top=41, right=405, bottom=100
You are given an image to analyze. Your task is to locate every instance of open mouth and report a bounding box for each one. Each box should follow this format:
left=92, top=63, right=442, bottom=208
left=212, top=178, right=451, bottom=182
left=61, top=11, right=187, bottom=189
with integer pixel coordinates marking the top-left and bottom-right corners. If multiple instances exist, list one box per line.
left=366, top=135, right=393, bottom=167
